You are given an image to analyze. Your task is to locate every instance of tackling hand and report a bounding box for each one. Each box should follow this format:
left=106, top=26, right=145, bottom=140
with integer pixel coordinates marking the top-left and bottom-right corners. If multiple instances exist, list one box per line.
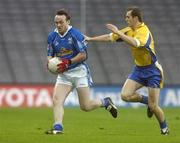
left=57, top=59, right=71, bottom=73
left=84, top=35, right=91, bottom=41
left=106, top=24, right=119, bottom=34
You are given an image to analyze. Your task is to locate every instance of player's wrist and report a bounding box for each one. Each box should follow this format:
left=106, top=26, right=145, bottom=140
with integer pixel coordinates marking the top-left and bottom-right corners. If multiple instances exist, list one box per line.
left=88, top=37, right=93, bottom=41
left=61, top=58, right=71, bottom=65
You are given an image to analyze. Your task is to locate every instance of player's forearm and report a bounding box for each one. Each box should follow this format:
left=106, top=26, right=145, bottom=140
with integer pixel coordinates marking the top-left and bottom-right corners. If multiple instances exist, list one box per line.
left=88, top=34, right=110, bottom=42
left=70, top=52, right=86, bottom=64
left=117, top=31, right=138, bottom=47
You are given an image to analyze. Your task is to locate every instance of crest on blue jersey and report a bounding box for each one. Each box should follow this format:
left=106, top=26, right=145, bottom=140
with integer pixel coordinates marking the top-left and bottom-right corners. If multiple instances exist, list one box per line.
left=55, top=41, right=59, bottom=46
left=68, top=37, right=73, bottom=44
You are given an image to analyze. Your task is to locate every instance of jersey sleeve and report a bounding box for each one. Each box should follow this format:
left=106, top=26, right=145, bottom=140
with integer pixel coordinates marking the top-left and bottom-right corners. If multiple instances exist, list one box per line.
left=47, top=32, right=57, bottom=57
left=134, top=27, right=150, bottom=47
left=110, top=27, right=131, bottom=42
left=72, top=29, right=88, bottom=52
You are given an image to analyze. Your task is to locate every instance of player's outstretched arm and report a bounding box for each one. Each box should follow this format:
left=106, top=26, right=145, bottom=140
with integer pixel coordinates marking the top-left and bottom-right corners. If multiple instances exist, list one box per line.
left=84, top=34, right=111, bottom=42
left=106, top=24, right=138, bottom=47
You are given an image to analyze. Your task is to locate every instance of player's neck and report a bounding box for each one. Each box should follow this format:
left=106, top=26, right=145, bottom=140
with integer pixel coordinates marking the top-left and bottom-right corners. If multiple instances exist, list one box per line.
left=132, top=21, right=142, bottom=30
left=58, top=25, right=72, bottom=37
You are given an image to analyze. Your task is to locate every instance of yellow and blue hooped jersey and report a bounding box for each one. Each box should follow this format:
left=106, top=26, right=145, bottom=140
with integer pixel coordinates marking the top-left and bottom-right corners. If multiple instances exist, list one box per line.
left=110, top=23, right=164, bottom=88
left=110, top=23, right=157, bottom=67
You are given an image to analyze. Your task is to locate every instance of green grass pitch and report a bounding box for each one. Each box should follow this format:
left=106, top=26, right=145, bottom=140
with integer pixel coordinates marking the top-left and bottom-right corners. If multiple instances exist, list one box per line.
left=0, top=107, right=180, bottom=143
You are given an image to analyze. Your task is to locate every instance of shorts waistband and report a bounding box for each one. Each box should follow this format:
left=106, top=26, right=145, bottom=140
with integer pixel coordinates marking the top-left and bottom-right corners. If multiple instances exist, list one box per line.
left=135, top=61, right=159, bottom=69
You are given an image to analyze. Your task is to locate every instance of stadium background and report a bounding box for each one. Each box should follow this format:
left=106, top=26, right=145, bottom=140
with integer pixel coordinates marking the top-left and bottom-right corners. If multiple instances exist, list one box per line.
left=0, top=0, right=180, bottom=108
left=0, top=1, right=180, bottom=143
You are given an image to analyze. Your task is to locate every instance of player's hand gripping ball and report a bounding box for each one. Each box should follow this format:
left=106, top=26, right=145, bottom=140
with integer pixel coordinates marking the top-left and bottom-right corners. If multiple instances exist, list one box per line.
left=57, top=59, right=71, bottom=73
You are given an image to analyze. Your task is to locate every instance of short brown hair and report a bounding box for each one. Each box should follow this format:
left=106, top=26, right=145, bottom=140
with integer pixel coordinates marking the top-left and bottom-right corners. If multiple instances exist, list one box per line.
left=127, top=6, right=143, bottom=22
left=56, top=9, right=71, bottom=20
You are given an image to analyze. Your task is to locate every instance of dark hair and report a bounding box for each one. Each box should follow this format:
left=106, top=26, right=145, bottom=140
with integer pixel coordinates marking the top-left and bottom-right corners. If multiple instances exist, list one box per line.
left=127, top=6, right=143, bottom=22
left=56, top=9, right=71, bottom=20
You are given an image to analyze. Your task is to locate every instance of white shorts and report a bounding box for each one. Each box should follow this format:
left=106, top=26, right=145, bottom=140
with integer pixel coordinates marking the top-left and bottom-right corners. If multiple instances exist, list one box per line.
left=56, top=64, right=93, bottom=88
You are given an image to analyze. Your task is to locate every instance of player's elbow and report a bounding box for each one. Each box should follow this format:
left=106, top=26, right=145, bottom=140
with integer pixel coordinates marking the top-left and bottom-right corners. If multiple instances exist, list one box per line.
left=82, top=53, right=87, bottom=60
left=130, top=40, right=139, bottom=47
left=79, top=52, right=87, bottom=61
left=133, top=38, right=140, bottom=47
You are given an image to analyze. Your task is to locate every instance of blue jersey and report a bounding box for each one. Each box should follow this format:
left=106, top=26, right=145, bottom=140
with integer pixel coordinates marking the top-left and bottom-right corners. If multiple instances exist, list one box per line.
left=47, top=26, right=88, bottom=69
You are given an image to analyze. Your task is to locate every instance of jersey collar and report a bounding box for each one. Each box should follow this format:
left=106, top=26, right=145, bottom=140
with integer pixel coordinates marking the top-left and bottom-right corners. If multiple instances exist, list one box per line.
left=137, top=22, right=145, bottom=28
left=55, top=25, right=72, bottom=37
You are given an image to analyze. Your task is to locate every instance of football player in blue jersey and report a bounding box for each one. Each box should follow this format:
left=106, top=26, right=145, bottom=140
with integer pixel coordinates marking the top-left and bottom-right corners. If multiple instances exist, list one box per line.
left=85, top=6, right=169, bottom=135
left=45, top=9, right=117, bottom=135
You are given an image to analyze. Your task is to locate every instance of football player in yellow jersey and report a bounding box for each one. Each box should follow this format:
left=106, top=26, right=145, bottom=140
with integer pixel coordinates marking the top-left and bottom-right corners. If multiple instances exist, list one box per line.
left=85, top=6, right=169, bottom=135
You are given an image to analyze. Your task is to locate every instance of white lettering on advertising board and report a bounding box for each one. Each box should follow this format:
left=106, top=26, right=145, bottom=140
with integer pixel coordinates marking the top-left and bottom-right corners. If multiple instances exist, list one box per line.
left=0, top=85, right=180, bottom=107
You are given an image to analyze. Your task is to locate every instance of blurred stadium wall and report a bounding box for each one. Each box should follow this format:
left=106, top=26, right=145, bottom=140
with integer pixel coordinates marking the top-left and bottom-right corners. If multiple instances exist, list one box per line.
left=0, top=0, right=180, bottom=107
